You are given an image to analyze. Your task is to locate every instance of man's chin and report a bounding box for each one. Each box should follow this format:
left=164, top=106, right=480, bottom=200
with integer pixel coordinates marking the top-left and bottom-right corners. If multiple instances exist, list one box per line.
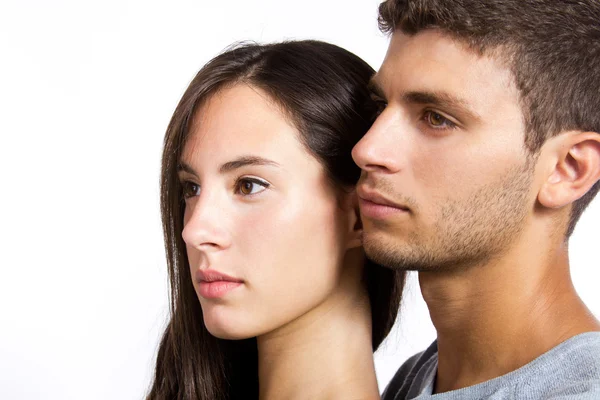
left=362, top=231, right=461, bottom=272
left=362, top=232, right=420, bottom=271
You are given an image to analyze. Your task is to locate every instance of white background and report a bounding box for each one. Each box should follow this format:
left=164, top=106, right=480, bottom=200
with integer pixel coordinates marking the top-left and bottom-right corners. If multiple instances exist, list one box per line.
left=0, top=1, right=598, bottom=399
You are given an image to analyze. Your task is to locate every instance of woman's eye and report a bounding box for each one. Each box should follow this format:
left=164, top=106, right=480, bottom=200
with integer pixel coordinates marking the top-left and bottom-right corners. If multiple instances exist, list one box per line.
left=236, top=178, right=269, bottom=196
left=424, top=111, right=456, bottom=129
left=182, top=181, right=200, bottom=199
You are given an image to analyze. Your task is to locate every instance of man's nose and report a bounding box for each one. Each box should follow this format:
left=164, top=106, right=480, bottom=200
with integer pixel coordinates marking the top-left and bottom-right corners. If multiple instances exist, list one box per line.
left=181, top=195, right=232, bottom=252
left=352, top=111, right=405, bottom=174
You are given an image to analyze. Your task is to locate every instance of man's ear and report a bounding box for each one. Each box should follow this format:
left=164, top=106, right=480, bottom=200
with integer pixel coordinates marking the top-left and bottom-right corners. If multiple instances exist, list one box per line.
left=343, top=189, right=363, bottom=250
left=538, top=131, right=600, bottom=209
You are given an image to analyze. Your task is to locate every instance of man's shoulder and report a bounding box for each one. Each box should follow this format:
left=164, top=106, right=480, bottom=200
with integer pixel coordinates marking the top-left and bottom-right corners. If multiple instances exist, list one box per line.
left=381, top=333, right=600, bottom=400
left=381, top=341, right=438, bottom=400
left=531, top=332, right=600, bottom=398
left=538, top=332, right=600, bottom=380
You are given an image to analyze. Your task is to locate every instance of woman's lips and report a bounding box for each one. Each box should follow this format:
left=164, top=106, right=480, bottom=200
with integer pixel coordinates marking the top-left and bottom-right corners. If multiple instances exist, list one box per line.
left=195, top=269, right=244, bottom=299
left=198, top=281, right=243, bottom=299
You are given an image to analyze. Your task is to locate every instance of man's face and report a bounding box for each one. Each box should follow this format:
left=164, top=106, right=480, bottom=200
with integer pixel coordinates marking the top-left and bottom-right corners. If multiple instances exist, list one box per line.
left=352, top=30, right=537, bottom=272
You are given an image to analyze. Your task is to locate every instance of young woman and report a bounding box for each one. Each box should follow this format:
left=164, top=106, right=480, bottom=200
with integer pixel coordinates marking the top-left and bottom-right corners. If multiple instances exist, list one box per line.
left=147, top=40, right=405, bottom=400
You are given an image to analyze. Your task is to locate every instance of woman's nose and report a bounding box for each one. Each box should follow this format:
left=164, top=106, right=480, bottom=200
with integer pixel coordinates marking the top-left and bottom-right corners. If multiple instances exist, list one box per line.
left=181, top=196, right=232, bottom=252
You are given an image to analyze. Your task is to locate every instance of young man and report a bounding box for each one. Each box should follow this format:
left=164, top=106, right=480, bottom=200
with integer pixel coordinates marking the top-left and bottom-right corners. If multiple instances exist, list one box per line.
left=352, top=1, right=600, bottom=398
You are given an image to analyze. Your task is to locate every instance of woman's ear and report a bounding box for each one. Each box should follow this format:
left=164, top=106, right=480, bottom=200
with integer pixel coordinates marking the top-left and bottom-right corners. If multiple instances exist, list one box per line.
left=343, top=189, right=363, bottom=250
left=538, top=131, right=600, bottom=209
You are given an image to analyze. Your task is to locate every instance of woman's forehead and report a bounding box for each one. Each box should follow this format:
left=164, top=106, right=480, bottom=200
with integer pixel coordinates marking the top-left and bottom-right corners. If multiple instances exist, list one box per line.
left=180, top=85, right=318, bottom=175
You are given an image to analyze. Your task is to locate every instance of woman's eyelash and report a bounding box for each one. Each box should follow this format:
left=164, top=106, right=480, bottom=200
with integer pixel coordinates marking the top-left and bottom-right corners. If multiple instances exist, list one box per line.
left=179, top=177, right=270, bottom=199
left=234, top=177, right=270, bottom=196
left=181, top=180, right=200, bottom=199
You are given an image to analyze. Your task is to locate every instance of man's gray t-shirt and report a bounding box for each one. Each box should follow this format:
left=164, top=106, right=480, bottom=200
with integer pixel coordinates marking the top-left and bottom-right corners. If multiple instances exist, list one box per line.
left=382, top=332, right=600, bottom=399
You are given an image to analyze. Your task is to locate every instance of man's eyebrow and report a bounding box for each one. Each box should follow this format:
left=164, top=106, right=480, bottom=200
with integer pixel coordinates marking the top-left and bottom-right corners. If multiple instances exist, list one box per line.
left=402, top=91, right=481, bottom=121
left=368, top=76, right=386, bottom=99
left=177, top=156, right=281, bottom=176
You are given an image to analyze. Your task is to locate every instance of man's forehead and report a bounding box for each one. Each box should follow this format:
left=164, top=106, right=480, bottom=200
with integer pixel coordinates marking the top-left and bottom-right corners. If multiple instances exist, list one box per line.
left=382, top=31, right=469, bottom=75
left=375, top=30, right=516, bottom=100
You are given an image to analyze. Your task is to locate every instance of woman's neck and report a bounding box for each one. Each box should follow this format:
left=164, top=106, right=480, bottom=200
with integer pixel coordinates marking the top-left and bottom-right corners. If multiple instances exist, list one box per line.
left=256, top=287, right=379, bottom=400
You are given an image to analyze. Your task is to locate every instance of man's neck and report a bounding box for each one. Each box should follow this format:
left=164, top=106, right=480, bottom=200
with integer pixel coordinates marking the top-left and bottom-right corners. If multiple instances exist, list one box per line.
left=420, top=231, right=600, bottom=393
left=256, top=288, right=379, bottom=400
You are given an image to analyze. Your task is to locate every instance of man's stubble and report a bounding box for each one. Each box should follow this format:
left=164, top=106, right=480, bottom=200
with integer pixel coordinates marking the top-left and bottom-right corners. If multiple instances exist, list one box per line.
left=361, top=158, right=536, bottom=273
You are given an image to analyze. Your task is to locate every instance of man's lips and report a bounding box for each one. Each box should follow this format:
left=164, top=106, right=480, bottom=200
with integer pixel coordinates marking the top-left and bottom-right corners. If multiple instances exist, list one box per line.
left=356, top=186, right=409, bottom=210
left=357, top=186, right=410, bottom=219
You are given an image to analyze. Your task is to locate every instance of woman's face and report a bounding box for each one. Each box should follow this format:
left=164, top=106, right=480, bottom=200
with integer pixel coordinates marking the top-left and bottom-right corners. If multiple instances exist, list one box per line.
left=178, top=84, right=362, bottom=340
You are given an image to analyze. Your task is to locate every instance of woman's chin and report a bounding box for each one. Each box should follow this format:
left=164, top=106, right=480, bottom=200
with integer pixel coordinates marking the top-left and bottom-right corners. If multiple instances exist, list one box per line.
left=206, top=325, right=251, bottom=340
left=203, top=311, right=257, bottom=340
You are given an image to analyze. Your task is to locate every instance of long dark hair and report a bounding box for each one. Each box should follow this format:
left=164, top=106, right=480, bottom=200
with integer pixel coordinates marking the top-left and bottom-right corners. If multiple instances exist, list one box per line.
left=147, top=40, right=406, bottom=400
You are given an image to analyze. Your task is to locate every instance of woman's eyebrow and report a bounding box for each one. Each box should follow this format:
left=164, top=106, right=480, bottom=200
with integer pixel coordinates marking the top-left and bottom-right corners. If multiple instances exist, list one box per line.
left=177, top=161, right=198, bottom=177
left=177, top=156, right=281, bottom=176
left=219, top=156, right=281, bottom=173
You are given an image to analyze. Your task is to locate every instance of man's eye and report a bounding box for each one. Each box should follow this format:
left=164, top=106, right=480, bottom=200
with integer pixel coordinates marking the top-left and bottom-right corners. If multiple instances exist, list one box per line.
left=369, top=94, right=387, bottom=116
left=375, top=99, right=388, bottom=116
left=424, top=111, right=456, bottom=129
left=182, top=181, right=200, bottom=199
left=235, top=178, right=269, bottom=196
